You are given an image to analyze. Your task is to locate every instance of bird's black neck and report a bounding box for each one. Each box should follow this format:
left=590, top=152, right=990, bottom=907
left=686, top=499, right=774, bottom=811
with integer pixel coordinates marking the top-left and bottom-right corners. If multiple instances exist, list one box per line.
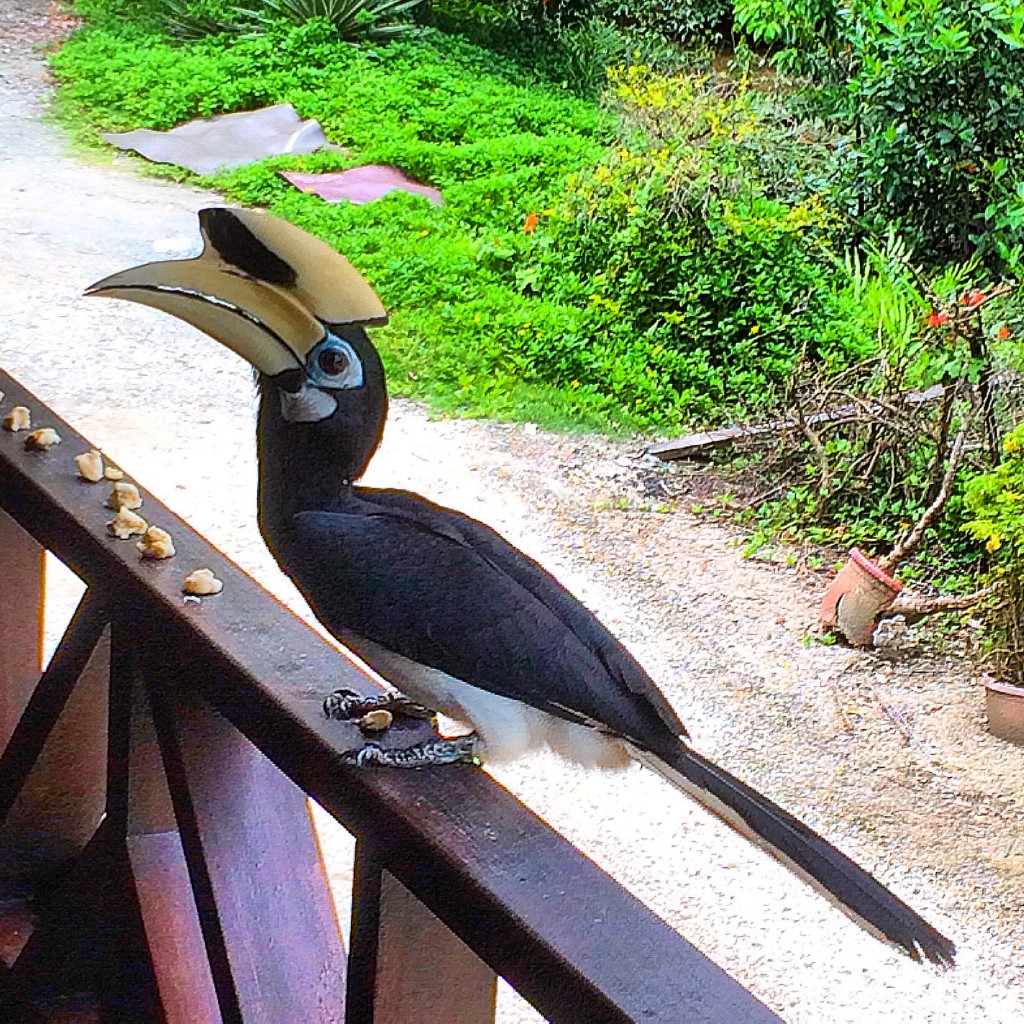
left=256, top=341, right=388, bottom=545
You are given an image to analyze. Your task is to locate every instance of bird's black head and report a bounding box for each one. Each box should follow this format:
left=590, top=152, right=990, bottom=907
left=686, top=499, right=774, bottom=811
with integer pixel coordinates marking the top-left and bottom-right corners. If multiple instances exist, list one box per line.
left=87, top=205, right=392, bottom=515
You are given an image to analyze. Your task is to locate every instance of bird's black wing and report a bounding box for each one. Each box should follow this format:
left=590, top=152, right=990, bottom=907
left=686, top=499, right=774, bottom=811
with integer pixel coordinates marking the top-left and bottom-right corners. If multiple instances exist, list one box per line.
left=358, top=487, right=687, bottom=736
left=277, top=492, right=684, bottom=749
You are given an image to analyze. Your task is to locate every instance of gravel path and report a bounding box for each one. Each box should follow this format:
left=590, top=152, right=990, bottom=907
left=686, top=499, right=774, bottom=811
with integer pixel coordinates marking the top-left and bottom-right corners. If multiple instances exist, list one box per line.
left=3, top=4, right=1024, bottom=1021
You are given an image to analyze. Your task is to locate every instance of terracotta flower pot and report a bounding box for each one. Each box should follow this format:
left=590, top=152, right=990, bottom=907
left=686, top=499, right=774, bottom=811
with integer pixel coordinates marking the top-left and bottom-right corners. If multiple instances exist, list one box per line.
left=984, top=676, right=1024, bottom=744
left=820, top=548, right=903, bottom=646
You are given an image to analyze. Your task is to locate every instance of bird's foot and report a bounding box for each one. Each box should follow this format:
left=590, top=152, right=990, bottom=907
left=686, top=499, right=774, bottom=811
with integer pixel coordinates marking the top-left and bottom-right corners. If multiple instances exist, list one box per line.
left=341, top=735, right=480, bottom=769
left=323, top=688, right=433, bottom=722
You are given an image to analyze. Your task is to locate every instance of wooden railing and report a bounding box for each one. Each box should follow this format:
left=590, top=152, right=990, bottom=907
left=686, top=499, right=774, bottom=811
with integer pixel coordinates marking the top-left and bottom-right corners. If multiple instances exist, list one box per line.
left=0, top=366, right=782, bottom=1024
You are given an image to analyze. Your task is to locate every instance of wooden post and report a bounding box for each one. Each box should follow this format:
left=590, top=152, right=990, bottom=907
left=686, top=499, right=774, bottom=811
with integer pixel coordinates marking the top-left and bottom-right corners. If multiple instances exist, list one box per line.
left=150, top=677, right=347, bottom=1024
left=347, top=842, right=497, bottom=1024
left=127, top=671, right=222, bottom=1024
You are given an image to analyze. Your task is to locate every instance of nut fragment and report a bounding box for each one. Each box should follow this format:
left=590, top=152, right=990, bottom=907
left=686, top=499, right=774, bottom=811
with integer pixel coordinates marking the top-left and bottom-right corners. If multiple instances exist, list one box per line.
left=358, top=709, right=394, bottom=733
left=104, top=465, right=124, bottom=481
left=137, top=526, right=175, bottom=560
left=25, top=428, right=62, bottom=451
left=3, top=406, right=31, bottom=432
left=107, top=481, right=142, bottom=511
left=107, top=507, right=148, bottom=539
left=75, top=450, right=105, bottom=482
left=183, top=568, right=223, bottom=596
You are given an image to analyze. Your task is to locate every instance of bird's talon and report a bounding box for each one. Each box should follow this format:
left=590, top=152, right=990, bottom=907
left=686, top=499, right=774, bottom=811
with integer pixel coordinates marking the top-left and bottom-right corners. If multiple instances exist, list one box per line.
left=340, top=743, right=385, bottom=767
left=340, top=735, right=479, bottom=769
left=323, top=688, right=432, bottom=722
left=323, top=688, right=370, bottom=720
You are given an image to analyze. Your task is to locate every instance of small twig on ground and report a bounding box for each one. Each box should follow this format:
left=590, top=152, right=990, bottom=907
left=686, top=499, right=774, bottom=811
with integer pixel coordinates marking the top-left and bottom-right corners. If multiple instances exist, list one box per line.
left=867, top=683, right=914, bottom=746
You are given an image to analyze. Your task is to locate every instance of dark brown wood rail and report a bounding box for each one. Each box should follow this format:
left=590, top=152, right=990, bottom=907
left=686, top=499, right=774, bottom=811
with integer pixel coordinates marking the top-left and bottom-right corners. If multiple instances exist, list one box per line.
left=0, top=366, right=783, bottom=1024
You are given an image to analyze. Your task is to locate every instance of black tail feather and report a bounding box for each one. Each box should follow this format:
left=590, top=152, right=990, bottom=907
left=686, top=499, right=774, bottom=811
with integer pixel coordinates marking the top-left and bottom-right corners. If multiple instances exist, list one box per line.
left=632, top=743, right=956, bottom=967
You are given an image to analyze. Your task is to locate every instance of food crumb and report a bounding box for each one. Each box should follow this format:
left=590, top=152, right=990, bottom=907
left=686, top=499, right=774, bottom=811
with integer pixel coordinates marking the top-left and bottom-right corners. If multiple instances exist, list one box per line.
left=3, top=406, right=31, bottom=432
left=107, top=507, right=148, bottom=539
left=183, top=568, right=223, bottom=596
left=137, top=526, right=175, bottom=560
left=75, top=450, right=104, bottom=482
left=107, top=481, right=142, bottom=511
left=104, top=465, right=124, bottom=481
left=25, top=428, right=62, bottom=451
left=358, top=709, right=394, bottom=732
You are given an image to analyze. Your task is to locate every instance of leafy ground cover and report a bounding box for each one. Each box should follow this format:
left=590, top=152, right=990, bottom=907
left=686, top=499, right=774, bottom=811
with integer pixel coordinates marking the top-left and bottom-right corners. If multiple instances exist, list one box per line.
left=47, top=2, right=883, bottom=436
left=55, top=3, right=629, bottom=429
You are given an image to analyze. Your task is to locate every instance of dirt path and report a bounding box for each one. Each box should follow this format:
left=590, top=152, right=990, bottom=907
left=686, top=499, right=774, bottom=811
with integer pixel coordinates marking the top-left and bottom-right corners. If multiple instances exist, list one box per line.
left=3, top=4, right=1024, bottom=1021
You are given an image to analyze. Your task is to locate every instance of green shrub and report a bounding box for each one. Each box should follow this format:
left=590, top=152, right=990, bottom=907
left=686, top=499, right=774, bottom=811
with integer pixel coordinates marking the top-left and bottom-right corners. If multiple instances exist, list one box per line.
left=54, top=13, right=636, bottom=429
left=160, top=0, right=241, bottom=38
left=743, top=237, right=1024, bottom=579
left=599, top=0, right=730, bottom=41
left=964, top=425, right=1024, bottom=559
left=465, top=0, right=729, bottom=39
left=233, top=0, right=425, bottom=40
left=848, top=0, right=1024, bottom=264
left=508, top=66, right=864, bottom=423
left=739, top=0, right=1024, bottom=267
left=733, top=0, right=844, bottom=80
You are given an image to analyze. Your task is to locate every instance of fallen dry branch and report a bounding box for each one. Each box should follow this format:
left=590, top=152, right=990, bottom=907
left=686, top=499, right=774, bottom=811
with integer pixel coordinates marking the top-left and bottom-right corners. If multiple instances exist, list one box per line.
left=885, top=585, right=997, bottom=624
left=877, top=400, right=977, bottom=574
left=647, top=385, right=945, bottom=460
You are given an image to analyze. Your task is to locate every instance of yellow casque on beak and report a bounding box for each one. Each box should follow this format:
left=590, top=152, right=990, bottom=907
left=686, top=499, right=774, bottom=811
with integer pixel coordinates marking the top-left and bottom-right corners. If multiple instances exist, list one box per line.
left=86, top=207, right=388, bottom=378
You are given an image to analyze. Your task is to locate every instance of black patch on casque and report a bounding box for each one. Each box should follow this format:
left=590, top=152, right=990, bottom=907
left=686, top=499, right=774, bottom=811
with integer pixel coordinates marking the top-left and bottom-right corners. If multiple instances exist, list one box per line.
left=200, top=208, right=297, bottom=286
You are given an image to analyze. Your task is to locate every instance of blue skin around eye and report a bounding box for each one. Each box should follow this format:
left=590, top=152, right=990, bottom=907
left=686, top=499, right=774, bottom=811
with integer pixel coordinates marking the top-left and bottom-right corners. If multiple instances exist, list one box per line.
left=307, top=335, right=365, bottom=390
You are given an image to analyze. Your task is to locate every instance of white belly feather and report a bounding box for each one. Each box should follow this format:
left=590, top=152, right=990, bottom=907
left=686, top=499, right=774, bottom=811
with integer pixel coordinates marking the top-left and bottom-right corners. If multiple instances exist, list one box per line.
left=347, top=637, right=632, bottom=768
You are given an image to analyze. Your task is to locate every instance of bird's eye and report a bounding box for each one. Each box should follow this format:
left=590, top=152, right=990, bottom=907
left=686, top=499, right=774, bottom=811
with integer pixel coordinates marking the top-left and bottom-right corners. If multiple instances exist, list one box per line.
left=306, top=335, right=365, bottom=390
left=318, top=347, right=350, bottom=378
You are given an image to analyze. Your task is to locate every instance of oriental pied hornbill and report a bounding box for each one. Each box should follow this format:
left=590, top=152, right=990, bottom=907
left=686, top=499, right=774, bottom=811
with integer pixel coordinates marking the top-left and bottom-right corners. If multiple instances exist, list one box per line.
left=88, top=207, right=955, bottom=967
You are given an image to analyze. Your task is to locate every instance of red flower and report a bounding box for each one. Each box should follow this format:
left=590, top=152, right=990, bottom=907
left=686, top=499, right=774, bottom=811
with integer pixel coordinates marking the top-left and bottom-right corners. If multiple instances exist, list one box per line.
left=998, top=325, right=1012, bottom=340
left=523, top=213, right=539, bottom=234
left=927, top=311, right=949, bottom=327
left=961, top=289, right=986, bottom=308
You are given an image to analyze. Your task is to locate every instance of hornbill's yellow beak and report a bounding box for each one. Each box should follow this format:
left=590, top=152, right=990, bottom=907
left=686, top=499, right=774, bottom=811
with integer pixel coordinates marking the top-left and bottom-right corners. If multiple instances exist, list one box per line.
left=86, top=207, right=387, bottom=379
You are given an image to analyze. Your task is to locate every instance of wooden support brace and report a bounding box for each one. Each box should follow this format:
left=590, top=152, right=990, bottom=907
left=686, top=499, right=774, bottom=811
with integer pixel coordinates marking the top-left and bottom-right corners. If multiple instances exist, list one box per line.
left=0, top=589, right=110, bottom=884
left=0, top=509, right=45, bottom=753
left=347, top=841, right=497, bottom=1024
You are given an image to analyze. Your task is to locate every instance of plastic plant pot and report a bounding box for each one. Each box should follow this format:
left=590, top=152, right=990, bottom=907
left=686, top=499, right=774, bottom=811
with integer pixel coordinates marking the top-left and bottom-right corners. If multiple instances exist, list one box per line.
left=984, top=676, right=1024, bottom=744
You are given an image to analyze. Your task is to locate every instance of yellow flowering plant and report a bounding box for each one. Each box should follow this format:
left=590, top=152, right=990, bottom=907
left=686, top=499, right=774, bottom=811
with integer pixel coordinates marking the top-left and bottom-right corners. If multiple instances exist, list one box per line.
left=964, top=425, right=1024, bottom=559
left=963, top=424, right=1024, bottom=685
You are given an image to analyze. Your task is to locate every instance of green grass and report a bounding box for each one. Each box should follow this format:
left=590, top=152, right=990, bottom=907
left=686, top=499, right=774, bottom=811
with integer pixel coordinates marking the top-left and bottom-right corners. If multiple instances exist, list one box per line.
left=51, top=9, right=640, bottom=432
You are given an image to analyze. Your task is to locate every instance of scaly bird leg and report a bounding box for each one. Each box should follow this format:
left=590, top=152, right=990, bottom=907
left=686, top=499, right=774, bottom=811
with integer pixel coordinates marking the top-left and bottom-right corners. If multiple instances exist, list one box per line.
left=341, top=735, right=479, bottom=769
left=323, top=687, right=434, bottom=722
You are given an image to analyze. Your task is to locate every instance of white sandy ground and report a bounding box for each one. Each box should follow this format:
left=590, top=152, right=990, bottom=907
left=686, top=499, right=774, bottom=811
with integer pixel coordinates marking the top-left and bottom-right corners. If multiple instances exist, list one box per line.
left=4, top=5, right=1024, bottom=1021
